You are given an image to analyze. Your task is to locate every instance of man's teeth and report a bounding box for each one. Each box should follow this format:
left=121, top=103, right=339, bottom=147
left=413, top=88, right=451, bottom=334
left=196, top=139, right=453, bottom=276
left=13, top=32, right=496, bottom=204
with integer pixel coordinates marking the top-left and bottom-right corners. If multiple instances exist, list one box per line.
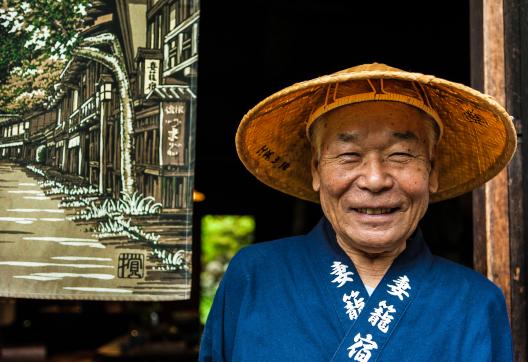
left=356, top=208, right=393, bottom=215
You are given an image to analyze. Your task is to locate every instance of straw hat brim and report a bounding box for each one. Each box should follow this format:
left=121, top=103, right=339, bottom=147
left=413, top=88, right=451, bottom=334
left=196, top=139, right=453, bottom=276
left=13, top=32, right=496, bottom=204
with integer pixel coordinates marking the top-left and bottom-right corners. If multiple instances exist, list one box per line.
left=236, top=65, right=517, bottom=203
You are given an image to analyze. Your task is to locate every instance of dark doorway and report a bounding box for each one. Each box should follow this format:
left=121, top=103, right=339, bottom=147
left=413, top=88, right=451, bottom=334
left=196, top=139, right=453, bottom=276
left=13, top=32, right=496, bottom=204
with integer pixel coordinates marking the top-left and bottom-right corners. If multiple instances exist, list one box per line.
left=196, top=0, right=472, bottom=266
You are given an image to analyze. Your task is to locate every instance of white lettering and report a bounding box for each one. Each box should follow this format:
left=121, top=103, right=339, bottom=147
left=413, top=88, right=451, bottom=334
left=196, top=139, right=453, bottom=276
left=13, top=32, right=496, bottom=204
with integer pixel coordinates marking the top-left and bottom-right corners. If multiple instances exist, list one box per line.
left=348, top=333, right=378, bottom=361
left=368, top=300, right=396, bottom=333
left=387, top=275, right=411, bottom=301
left=330, top=261, right=354, bottom=288
left=342, top=290, right=365, bottom=320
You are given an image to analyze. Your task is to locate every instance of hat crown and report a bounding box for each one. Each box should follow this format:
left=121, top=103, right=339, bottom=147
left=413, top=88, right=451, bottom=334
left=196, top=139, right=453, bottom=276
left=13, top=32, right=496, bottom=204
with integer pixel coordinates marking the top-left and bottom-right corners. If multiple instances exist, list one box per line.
left=334, top=63, right=404, bottom=75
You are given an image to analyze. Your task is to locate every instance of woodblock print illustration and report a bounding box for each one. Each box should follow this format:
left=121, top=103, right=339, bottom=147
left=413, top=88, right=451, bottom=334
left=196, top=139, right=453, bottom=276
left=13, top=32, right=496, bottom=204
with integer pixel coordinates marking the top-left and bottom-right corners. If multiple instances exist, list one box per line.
left=0, top=0, right=199, bottom=300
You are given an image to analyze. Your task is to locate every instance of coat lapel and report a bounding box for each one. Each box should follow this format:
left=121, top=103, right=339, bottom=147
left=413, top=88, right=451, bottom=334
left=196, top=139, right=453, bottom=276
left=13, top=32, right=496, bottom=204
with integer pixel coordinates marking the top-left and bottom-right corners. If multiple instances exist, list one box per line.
left=306, top=218, right=433, bottom=362
left=306, top=219, right=370, bottom=334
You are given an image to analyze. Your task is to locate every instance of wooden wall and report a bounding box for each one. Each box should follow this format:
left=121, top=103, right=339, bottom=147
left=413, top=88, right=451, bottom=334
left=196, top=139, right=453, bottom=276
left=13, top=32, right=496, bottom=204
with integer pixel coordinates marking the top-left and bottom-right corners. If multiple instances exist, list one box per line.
left=471, top=0, right=528, bottom=359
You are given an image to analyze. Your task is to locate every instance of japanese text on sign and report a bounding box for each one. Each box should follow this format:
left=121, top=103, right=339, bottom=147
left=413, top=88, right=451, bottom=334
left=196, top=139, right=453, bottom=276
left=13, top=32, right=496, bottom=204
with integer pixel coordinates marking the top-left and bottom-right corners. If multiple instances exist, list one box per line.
left=144, top=59, right=160, bottom=94
left=161, top=102, right=186, bottom=165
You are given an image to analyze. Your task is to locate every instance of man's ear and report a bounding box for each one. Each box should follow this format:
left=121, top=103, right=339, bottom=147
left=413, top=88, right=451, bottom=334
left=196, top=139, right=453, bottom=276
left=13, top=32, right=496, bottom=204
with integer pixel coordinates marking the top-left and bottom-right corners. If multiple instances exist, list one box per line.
left=311, top=148, right=321, bottom=192
left=428, top=159, right=439, bottom=193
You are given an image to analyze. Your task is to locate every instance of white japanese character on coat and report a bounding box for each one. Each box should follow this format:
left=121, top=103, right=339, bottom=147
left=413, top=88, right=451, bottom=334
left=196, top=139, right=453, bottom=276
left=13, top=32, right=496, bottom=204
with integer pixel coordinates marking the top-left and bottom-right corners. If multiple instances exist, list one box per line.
left=348, top=333, right=378, bottom=361
left=330, top=261, right=354, bottom=287
left=342, top=290, right=365, bottom=320
left=368, top=300, right=396, bottom=333
left=387, top=275, right=411, bottom=300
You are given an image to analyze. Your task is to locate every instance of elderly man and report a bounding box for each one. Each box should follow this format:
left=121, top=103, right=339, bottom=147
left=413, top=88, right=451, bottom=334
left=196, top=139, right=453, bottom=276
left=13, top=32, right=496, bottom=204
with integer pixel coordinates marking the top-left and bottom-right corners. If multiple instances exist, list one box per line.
left=199, top=64, right=515, bottom=361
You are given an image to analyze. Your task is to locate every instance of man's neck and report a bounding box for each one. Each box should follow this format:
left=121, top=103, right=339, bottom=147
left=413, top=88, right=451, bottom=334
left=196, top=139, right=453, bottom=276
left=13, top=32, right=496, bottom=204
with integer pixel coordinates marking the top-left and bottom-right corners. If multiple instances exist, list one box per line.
left=336, top=237, right=407, bottom=289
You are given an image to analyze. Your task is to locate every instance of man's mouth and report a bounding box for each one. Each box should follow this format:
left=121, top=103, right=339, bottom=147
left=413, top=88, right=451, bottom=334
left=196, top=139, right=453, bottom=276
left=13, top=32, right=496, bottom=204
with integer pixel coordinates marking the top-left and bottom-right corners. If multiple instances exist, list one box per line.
left=354, top=208, right=397, bottom=215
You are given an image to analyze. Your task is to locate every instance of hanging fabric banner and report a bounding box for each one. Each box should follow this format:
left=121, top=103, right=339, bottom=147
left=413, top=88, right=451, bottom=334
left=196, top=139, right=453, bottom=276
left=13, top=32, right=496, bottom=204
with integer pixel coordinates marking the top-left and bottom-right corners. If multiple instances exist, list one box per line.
left=0, top=0, right=199, bottom=301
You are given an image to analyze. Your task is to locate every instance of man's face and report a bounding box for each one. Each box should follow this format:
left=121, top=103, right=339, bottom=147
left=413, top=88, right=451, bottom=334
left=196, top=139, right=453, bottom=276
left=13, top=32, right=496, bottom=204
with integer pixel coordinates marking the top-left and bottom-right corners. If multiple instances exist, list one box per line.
left=311, top=101, right=439, bottom=254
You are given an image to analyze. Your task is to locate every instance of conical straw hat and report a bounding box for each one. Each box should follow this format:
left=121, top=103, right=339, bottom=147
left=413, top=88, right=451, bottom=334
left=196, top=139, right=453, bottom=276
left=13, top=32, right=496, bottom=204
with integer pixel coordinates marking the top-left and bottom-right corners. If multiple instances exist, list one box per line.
left=236, top=63, right=517, bottom=203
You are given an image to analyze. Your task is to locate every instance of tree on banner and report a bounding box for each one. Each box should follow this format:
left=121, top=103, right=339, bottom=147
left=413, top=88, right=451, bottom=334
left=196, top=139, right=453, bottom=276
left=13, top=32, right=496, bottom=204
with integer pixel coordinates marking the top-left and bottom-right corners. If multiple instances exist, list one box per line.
left=0, top=1, right=136, bottom=194
left=0, top=55, right=64, bottom=113
left=0, top=0, right=90, bottom=112
left=73, top=33, right=136, bottom=194
left=0, top=26, right=30, bottom=83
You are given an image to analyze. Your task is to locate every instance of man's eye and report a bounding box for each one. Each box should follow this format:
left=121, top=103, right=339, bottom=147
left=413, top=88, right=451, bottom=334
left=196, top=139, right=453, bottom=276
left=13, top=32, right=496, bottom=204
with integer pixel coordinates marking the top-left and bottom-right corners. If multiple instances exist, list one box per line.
left=339, top=152, right=361, bottom=158
left=388, top=153, right=414, bottom=162
left=339, top=153, right=361, bottom=161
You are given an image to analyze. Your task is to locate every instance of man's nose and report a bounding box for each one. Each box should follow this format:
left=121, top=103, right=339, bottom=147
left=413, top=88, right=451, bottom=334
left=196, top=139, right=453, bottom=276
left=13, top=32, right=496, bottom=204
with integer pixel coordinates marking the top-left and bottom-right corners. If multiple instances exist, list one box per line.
left=355, top=157, right=394, bottom=193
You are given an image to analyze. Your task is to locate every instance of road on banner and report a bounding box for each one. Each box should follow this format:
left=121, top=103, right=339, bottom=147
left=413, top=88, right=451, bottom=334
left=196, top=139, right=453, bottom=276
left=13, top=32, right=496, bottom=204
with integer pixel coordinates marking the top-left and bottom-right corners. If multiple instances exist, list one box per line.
left=0, top=161, right=189, bottom=299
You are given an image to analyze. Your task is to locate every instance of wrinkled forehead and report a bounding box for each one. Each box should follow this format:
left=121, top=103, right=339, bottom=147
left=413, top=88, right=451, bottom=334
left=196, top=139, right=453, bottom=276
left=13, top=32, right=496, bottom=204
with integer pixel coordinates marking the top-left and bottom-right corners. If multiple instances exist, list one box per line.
left=310, top=101, right=439, bottom=147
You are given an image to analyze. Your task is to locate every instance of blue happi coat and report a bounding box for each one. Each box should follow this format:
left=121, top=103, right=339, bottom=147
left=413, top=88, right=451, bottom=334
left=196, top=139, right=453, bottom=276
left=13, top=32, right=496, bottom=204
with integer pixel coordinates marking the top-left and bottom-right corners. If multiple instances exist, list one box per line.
left=199, top=219, right=513, bottom=361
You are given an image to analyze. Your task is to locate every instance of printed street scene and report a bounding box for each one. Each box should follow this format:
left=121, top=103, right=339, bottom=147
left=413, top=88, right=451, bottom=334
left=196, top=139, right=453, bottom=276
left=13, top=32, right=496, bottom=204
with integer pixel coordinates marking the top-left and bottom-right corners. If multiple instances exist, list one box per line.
left=0, top=0, right=199, bottom=300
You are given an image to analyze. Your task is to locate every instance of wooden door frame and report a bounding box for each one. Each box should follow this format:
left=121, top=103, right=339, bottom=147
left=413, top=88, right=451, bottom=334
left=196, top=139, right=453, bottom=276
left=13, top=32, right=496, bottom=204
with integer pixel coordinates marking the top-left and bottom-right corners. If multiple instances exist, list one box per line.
left=470, top=0, right=527, bottom=360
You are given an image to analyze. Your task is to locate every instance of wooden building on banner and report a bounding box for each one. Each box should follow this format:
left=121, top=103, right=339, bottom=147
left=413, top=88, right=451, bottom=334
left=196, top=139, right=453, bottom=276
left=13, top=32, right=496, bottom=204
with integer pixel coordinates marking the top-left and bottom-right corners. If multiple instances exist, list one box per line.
left=23, top=110, right=57, bottom=164
left=0, top=114, right=26, bottom=159
left=9, top=0, right=201, bottom=211
left=47, top=42, right=120, bottom=194
left=133, top=0, right=199, bottom=211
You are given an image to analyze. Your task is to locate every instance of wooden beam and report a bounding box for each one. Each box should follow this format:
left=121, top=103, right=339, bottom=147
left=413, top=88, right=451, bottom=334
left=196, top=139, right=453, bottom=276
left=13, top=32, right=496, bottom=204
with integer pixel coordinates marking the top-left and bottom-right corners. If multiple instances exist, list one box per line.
left=473, top=0, right=528, bottom=359
left=115, top=0, right=136, bottom=74
left=504, top=0, right=528, bottom=358
left=472, top=0, right=512, bottom=312
left=507, top=142, right=526, bottom=361
left=470, top=0, right=487, bottom=275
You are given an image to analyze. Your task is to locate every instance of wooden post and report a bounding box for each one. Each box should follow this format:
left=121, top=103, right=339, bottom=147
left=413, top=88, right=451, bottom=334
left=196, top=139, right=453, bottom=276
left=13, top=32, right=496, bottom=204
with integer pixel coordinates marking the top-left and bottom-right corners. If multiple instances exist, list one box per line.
left=99, top=102, right=107, bottom=194
left=471, top=0, right=527, bottom=359
left=504, top=0, right=528, bottom=358
left=472, top=0, right=511, bottom=309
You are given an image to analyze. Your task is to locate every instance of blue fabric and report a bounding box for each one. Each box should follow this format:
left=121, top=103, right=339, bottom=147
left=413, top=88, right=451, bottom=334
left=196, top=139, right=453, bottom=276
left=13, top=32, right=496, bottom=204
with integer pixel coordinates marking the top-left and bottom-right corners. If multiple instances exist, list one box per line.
left=199, top=219, right=513, bottom=361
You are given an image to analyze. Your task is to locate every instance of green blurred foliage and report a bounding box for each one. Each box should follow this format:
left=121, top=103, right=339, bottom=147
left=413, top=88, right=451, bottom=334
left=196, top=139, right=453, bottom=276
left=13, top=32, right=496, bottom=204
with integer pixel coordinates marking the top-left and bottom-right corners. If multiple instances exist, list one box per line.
left=200, top=215, right=255, bottom=324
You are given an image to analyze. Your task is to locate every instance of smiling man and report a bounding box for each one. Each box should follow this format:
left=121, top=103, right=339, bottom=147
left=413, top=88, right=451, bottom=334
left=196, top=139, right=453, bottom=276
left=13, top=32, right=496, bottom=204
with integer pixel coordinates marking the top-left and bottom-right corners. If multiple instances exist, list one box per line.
left=199, top=64, right=516, bottom=361
left=311, top=102, right=439, bottom=292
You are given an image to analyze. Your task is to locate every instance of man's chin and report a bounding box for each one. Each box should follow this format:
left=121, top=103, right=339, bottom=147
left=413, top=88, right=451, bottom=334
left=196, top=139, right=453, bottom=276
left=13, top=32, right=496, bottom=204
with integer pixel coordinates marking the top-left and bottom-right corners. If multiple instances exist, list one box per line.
left=342, top=228, right=407, bottom=253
